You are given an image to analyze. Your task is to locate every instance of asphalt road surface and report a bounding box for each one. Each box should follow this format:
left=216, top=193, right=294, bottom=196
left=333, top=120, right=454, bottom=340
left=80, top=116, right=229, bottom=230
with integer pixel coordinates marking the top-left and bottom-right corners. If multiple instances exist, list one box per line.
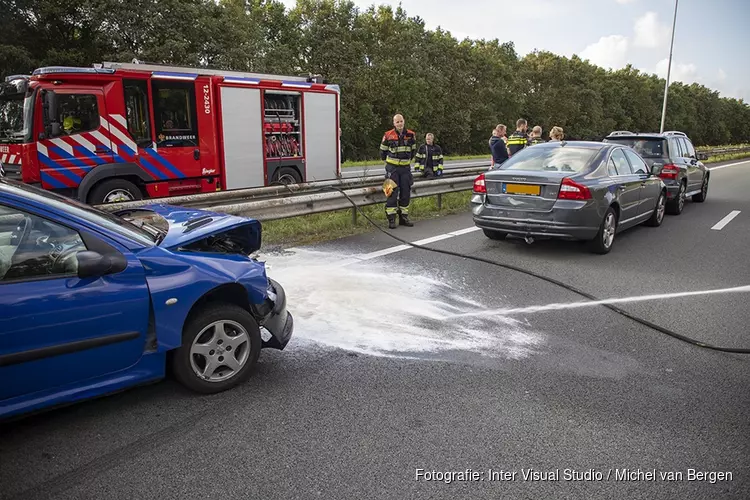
left=2, top=160, right=749, bottom=500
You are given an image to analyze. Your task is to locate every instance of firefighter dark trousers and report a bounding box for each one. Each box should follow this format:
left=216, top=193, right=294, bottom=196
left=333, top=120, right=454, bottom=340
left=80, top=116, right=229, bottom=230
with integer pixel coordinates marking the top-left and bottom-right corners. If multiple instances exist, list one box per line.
left=385, top=165, right=412, bottom=216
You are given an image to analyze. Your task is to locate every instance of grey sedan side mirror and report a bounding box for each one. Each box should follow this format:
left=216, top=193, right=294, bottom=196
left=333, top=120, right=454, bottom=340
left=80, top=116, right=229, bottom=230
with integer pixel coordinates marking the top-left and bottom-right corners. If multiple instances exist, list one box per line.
left=651, top=163, right=663, bottom=176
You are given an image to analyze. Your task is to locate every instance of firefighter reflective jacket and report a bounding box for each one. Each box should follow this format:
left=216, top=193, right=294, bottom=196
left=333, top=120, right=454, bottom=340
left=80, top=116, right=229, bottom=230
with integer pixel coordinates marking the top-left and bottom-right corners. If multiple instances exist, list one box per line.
left=380, top=128, right=417, bottom=166
left=506, top=131, right=530, bottom=156
left=415, top=144, right=444, bottom=174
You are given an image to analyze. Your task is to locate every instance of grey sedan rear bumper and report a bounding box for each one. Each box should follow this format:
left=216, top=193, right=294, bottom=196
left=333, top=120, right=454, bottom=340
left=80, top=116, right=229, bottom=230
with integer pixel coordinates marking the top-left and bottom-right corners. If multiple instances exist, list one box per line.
left=472, top=195, right=600, bottom=240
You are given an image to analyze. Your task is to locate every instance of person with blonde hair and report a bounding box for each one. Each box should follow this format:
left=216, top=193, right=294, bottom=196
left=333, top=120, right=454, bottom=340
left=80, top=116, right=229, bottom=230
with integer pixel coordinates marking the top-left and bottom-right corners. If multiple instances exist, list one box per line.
left=549, top=126, right=565, bottom=141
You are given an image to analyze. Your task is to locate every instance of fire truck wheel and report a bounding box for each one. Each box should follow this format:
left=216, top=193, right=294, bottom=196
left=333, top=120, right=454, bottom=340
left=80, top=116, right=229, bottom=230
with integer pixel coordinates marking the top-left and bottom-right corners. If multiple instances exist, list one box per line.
left=273, top=167, right=302, bottom=185
left=88, top=179, right=144, bottom=204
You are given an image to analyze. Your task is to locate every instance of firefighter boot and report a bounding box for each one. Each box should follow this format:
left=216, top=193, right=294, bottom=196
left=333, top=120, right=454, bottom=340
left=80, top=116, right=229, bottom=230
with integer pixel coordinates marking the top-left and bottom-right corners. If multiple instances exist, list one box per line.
left=399, top=213, right=414, bottom=227
left=387, top=214, right=398, bottom=229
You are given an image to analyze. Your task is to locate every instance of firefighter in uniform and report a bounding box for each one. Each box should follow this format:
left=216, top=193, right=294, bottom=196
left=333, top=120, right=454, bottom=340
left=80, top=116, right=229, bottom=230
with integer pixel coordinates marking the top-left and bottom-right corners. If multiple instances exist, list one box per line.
left=380, top=114, right=417, bottom=229
left=506, top=118, right=530, bottom=157
left=414, top=133, right=444, bottom=178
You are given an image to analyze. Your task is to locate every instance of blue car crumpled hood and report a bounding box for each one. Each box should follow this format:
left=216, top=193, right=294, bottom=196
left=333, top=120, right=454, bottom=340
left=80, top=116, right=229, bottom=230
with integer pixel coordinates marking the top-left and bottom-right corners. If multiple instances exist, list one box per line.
left=116, top=204, right=262, bottom=254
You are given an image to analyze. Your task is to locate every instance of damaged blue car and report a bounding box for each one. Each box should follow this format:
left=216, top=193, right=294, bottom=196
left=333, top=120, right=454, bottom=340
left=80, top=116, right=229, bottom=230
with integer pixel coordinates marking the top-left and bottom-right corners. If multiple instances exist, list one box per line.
left=0, top=179, right=293, bottom=420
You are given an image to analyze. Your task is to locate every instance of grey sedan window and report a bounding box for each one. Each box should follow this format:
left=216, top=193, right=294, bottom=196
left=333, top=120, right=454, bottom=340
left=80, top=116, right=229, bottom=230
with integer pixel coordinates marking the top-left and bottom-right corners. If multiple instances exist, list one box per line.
left=623, top=149, right=648, bottom=175
left=610, top=149, right=632, bottom=175
left=607, top=158, right=619, bottom=177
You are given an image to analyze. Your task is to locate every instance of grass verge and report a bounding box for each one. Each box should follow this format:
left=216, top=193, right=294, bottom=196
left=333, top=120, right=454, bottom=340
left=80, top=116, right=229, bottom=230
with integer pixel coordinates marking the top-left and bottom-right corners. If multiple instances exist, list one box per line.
left=261, top=190, right=474, bottom=247
left=704, top=151, right=750, bottom=163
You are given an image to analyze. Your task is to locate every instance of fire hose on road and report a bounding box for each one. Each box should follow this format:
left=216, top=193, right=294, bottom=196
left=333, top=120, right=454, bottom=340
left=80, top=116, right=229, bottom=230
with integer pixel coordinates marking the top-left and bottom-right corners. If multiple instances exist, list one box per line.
left=303, top=182, right=750, bottom=355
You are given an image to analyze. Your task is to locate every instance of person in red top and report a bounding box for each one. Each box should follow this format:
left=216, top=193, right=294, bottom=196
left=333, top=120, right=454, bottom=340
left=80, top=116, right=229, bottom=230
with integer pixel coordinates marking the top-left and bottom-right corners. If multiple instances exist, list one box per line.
left=379, top=114, right=417, bottom=228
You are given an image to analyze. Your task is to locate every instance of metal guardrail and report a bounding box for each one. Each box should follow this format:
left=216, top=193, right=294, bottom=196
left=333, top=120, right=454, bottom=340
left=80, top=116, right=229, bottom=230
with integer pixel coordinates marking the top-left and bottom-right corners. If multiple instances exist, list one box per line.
left=699, top=146, right=750, bottom=155
left=95, top=144, right=749, bottom=222
left=97, top=166, right=489, bottom=215
left=199, top=175, right=477, bottom=221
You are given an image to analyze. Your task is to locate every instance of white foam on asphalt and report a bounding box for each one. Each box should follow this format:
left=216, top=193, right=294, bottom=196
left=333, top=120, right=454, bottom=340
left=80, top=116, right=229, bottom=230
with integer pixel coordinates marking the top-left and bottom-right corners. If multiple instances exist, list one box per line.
left=261, top=248, right=543, bottom=359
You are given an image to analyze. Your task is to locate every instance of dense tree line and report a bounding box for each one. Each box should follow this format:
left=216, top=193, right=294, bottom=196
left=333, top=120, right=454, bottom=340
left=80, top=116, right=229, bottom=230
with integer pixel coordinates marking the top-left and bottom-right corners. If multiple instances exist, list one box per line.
left=2, top=0, right=748, bottom=160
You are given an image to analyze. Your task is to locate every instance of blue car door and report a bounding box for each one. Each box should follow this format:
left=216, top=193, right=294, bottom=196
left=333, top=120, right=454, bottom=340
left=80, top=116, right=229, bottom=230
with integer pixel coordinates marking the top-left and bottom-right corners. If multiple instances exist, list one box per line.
left=0, top=201, right=151, bottom=403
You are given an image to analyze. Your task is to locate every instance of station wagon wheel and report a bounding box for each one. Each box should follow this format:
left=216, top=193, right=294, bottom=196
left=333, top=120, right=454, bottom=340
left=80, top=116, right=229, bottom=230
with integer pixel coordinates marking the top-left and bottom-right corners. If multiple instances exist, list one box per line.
left=173, top=304, right=262, bottom=394
left=590, top=207, right=617, bottom=254
left=667, top=181, right=686, bottom=215
left=692, top=175, right=708, bottom=202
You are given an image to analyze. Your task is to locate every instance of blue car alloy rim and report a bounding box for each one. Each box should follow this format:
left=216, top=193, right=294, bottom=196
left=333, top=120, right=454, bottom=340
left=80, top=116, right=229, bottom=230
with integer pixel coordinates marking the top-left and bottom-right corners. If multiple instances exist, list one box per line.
left=190, top=320, right=251, bottom=382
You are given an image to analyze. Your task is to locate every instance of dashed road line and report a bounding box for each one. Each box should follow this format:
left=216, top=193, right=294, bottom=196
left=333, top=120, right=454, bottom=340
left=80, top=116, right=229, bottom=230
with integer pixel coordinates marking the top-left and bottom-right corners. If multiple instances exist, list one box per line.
left=711, top=210, right=741, bottom=230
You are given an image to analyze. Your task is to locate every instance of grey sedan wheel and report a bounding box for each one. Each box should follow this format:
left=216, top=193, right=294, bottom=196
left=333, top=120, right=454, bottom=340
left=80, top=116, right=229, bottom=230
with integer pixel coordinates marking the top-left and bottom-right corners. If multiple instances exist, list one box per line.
left=590, top=208, right=617, bottom=254
left=646, top=191, right=666, bottom=227
left=172, top=304, right=262, bottom=394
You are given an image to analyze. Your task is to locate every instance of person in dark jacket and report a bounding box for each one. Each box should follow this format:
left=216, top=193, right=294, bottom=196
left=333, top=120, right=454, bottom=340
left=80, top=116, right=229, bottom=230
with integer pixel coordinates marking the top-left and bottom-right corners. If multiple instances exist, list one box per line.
left=507, top=118, right=530, bottom=156
left=489, top=124, right=509, bottom=167
left=415, top=133, right=444, bottom=177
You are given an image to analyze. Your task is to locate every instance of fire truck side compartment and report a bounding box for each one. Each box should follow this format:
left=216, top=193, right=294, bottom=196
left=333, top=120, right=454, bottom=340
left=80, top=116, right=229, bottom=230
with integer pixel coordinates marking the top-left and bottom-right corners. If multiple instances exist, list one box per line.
left=219, top=86, right=265, bottom=190
left=303, top=92, right=338, bottom=182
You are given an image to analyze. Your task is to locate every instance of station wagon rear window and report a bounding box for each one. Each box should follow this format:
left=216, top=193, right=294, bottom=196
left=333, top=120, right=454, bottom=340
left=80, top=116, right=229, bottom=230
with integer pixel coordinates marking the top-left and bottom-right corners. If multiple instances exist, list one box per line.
left=500, top=147, right=598, bottom=173
left=605, top=138, right=666, bottom=158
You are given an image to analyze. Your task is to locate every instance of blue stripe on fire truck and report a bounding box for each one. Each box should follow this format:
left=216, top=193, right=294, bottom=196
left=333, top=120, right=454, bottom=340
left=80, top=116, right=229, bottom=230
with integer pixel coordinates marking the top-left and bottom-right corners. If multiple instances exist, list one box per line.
left=73, top=146, right=107, bottom=165
left=143, top=149, right=186, bottom=179
left=37, top=153, right=81, bottom=184
left=48, top=146, right=94, bottom=173
left=40, top=171, right=68, bottom=189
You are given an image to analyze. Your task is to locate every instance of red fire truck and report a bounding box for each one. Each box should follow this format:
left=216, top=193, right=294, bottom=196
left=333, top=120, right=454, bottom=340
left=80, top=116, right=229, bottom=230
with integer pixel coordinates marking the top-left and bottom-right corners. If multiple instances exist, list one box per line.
left=0, top=61, right=341, bottom=204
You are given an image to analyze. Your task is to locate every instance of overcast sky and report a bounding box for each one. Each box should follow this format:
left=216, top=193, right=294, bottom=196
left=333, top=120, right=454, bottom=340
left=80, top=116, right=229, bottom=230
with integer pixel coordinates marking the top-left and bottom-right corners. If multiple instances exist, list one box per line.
left=279, top=0, right=749, bottom=102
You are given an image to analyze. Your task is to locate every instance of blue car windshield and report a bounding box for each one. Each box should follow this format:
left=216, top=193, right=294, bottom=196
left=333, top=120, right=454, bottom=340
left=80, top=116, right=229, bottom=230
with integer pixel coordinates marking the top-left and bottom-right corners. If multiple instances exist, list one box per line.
left=499, top=146, right=598, bottom=173
left=2, top=181, right=157, bottom=246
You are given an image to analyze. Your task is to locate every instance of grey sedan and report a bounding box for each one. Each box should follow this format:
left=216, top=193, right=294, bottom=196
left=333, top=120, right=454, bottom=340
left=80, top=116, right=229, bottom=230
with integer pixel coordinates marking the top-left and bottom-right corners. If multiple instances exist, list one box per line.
left=471, top=141, right=667, bottom=254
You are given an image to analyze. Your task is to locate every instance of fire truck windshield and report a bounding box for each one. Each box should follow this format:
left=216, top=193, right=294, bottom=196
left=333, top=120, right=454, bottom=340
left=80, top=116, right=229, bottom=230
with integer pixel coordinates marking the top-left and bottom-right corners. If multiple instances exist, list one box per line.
left=0, top=93, right=32, bottom=144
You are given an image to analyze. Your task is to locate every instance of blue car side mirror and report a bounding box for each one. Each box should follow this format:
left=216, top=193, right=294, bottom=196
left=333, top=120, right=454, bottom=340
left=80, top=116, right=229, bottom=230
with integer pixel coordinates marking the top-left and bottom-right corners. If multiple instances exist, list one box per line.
left=76, top=251, right=126, bottom=279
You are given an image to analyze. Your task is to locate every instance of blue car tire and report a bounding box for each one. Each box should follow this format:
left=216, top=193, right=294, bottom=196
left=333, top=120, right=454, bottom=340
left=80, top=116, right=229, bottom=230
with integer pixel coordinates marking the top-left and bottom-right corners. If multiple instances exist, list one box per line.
left=172, top=304, right=262, bottom=394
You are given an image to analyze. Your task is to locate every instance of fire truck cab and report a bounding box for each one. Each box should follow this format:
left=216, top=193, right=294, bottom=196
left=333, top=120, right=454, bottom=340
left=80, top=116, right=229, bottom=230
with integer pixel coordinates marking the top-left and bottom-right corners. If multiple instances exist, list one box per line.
left=0, top=61, right=341, bottom=204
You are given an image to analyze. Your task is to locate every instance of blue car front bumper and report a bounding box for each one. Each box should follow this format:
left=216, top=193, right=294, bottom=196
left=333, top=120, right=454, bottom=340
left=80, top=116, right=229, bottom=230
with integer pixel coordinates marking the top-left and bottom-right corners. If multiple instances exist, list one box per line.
left=261, top=279, right=294, bottom=350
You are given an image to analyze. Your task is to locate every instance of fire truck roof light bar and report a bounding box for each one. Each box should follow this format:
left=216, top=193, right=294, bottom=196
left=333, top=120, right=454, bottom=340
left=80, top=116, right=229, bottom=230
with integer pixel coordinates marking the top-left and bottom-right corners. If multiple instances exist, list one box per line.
left=33, top=66, right=116, bottom=76
left=100, top=61, right=312, bottom=83
left=222, top=77, right=260, bottom=85
left=281, top=82, right=313, bottom=88
left=152, top=71, right=198, bottom=81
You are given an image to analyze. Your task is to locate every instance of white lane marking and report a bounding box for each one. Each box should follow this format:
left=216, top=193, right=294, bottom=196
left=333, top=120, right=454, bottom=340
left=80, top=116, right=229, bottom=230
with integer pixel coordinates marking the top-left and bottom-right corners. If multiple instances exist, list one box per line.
left=708, top=160, right=750, bottom=171
left=354, top=226, right=479, bottom=261
left=273, top=226, right=480, bottom=266
left=413, top=234, right=454, bottom=245
left=711, top=210, right=741, bottom=230
left=449, top=227, right=482, bottom=236
left=358, top=244, right=412, bottom=261
left=446, top=284, right=750, bottom=319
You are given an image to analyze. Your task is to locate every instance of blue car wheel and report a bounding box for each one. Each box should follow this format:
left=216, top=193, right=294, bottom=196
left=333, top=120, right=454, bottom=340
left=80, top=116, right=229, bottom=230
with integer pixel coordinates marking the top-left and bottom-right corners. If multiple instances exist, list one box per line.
left=172, top=304, right=262, bottom=394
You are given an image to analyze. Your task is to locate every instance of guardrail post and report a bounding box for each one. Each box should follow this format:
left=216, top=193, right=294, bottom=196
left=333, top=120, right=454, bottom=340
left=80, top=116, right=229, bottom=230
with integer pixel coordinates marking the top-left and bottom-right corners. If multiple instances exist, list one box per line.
left=352, top=206, right=358, bottom=225
left=437, top=193, right=443, bottom=211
